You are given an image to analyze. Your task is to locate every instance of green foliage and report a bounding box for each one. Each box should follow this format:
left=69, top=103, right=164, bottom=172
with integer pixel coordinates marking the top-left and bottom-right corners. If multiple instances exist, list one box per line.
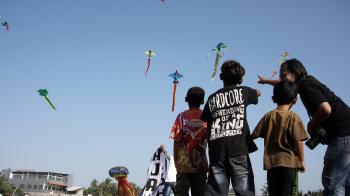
left=260, top=182, right=323, bottom=196
left=300, top=189, right=323, bottom=196
left=84, top=178, right=142, bottom=196
left=0, top=176, right=24, bottom=196
left=129, top=182, right=142, bottom=195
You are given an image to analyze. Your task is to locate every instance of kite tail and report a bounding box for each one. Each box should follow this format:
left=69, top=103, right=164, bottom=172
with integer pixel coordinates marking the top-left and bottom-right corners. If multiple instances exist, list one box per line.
left=44, top=96, right=56, bottom=110
left=279, top=54, right=288, bottom=65
left=145, top=58, right=151, bottom=75
left=292, top=170, right=299, bottom=196
left=172, top=83, right=177, bottom=112
left=210, top=52, right=221, bottom=80
left=118, top=177, right=136, bottom=196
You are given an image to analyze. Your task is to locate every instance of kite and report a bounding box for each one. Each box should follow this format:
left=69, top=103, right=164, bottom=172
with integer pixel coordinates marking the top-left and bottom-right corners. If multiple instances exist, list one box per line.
left=161, top=0, right=165, bottom=4
left=144, top=50, right=156, bottom=76
left=109, top=166, right=136, bottom=196
left=270, top=51, right=289, bottom=79
left=168, top=70, right=183, bottom=112
left=0, top=16, right=10, bottom=31
left=207, top=42, right=227, bottom=80
left=279, top=51, right=289, bottom=65
left=140, top=147, right=169, bottom=196
left=37, top=89, right=56, bottom=110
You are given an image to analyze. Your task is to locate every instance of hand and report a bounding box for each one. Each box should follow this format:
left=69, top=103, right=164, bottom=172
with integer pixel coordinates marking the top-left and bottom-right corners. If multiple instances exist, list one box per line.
left=307, top=121, right=316, bottom=136
left=160, top=145, right=165, bottom=151
left=257, top=75, right=268, bottom=84
left=299, top=160, right=306, bottom=173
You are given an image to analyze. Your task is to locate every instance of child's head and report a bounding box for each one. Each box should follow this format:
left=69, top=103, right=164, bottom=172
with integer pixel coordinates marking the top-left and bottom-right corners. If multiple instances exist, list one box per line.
left=185, top=87, right=205, bottom=108
left=280, top=58, right=308, bottom=84
left=220, top=60, right=245, bottom=85
left=273, top=80, right=298, bottom=106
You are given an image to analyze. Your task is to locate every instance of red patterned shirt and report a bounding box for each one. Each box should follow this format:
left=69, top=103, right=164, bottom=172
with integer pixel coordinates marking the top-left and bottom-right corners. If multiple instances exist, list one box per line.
left=170, top=108, right=208, bottom=173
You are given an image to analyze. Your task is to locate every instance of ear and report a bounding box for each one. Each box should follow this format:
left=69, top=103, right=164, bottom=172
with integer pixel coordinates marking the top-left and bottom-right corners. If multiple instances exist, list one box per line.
left=219, top=73, right=223, bottom=81
left=185, top=96, right=189, bottom=103
left=292, top=97, right=297, bottom=105
left=272, top=96, right=276, bottom=103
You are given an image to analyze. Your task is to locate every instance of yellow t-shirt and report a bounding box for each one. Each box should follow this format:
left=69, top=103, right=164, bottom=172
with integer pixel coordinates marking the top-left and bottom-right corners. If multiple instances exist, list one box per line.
left=252, top=109, right=309, bottom=170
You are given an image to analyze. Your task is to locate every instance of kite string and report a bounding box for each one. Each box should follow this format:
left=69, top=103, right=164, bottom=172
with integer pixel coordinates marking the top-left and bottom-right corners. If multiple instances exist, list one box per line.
left=172, top=83, right=177, bottom=112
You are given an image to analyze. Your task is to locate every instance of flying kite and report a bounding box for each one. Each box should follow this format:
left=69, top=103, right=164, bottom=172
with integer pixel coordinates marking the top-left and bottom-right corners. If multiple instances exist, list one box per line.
left=161, top=0, right=165, bottom=4
left=0, top=16, right=10, bottom=31
left=37, top=89, right=56, bottom=110
left=144, top=50, right=156, bottom=76
left=270, top=51, right=289, bottom=79
left=168, top=70, right=183, bottom=112
left=140, top=147, right=169, bottom=196
left=207, top=42, right=227, bottom=80
left=109, top=166, right=136, bottom=196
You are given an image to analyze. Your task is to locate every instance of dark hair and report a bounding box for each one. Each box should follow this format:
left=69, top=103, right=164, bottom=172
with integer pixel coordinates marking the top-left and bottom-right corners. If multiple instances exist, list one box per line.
left=220, top=60, right=245, bottom=85
left=186, top=87, right=205, bottom=107
left=273, top=80, right=298, bottom=105
left=280, top=58, right=308, bottom=84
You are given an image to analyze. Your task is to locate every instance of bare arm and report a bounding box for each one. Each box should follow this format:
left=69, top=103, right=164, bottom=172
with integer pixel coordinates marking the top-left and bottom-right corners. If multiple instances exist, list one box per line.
left=295, top=140, right=306, bottom=172
left=255, top=89, right=261, bottom=97
left=257, top=75, right=280, bottom=86
left=307, top=102, right=332, bottom=134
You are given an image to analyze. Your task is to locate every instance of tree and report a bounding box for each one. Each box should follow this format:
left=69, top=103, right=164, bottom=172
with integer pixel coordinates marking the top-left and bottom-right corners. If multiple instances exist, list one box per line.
left=0, top=176, right=24, bottom=196
left=129, top=182, right=142, bottom=195
left=84, top=178, right=142, bottom=196
left=84, top=179, right=101, bottom=196
left=97, top=178, right=118, bottom=196
left=302, top=189, right=323, bottom=196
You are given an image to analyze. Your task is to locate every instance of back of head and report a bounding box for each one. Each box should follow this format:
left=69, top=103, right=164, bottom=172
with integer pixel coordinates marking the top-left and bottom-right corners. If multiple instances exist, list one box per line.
left=186, top=87, right=205, bottom=108
left=273, top=80, right=298, bottom=105
left=280, top=58, right=308, bottom=84
left=220, top=60, right=245, bottom=85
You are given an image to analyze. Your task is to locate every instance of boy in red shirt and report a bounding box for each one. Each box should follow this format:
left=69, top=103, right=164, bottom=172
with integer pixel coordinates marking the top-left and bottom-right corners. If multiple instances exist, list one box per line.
left=170, top=87, right=208, bottom=196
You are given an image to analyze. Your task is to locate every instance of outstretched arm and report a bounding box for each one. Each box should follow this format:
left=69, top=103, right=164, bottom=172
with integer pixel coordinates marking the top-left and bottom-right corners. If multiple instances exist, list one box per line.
left=257, top=75, right=280, bottom=86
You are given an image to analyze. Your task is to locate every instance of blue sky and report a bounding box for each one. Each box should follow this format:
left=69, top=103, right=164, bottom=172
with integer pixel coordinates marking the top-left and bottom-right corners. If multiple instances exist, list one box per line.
left=1, top=0, right=350, bottom=194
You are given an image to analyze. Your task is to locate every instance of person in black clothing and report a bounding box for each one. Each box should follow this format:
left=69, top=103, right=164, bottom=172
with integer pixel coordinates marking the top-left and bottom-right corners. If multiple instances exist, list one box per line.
left=258, top=58, right=350, bottom=196
left=202, top=60, right=260, bottom=196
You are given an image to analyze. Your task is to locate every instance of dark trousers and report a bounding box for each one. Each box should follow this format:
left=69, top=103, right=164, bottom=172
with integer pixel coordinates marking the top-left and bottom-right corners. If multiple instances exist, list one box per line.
left=204, top=155, right=255, bottom=196
left=174, top=173, right=206, bottom=196
left=267, top=167, right=297, bottom=196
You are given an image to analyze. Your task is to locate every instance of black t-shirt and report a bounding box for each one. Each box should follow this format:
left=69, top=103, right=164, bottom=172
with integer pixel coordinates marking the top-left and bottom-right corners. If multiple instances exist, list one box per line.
left=201, top=86, right=258, bottom=161
left=299, top=76, right=350, bottom=137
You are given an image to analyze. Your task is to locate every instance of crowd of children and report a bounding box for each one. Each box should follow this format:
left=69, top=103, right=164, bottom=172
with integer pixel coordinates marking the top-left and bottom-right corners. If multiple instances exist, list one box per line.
left=164, top=58, right=350, bottom=196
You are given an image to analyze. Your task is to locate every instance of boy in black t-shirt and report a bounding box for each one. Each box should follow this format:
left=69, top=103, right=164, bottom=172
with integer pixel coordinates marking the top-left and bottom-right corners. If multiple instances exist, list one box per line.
left=202, top=60, right=260, bottom=196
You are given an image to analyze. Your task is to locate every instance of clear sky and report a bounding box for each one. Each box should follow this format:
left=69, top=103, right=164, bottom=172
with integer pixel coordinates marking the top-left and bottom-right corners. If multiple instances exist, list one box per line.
left=1, top=0, right=350, bottom=194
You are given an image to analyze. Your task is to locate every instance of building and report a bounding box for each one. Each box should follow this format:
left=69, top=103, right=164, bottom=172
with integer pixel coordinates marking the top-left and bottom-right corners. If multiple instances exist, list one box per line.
left=65, top=187, right=84, bottom=196
left=1, top=169, right=74, bottom=194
